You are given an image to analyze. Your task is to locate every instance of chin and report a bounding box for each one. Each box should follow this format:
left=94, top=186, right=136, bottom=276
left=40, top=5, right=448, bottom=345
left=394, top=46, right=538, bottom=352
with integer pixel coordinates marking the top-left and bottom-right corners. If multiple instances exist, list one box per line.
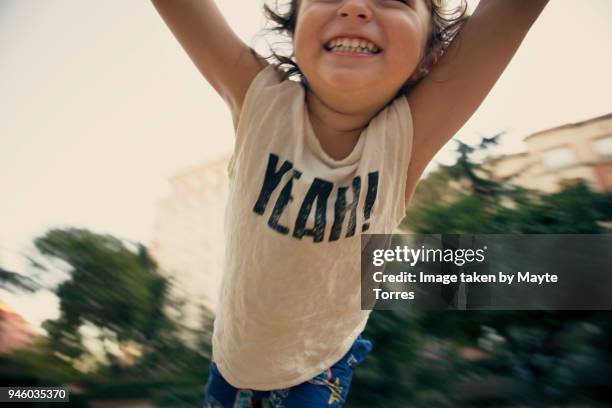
left=319, top=68, right=380, bottom=92
left=326, top=75, right=367, bottom=89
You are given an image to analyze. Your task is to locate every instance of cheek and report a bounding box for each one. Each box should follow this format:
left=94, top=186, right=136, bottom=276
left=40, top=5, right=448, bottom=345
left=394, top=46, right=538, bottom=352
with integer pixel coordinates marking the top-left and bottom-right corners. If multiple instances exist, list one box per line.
left=386, top=19, right=426, bottom=66
left=293, top=32, right=311, bottom=69
left=293, top=13, right=320, bottom=60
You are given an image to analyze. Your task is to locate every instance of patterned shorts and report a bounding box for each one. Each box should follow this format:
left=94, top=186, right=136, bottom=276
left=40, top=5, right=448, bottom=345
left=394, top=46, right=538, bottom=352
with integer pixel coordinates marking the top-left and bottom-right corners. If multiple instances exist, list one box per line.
left=203, top=335, right=373, bottom=408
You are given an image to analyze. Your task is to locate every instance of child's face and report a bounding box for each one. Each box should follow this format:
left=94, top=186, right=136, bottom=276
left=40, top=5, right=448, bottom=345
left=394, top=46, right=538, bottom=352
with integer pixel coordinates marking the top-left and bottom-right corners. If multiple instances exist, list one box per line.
left=293, top=0, right=432, bottom=103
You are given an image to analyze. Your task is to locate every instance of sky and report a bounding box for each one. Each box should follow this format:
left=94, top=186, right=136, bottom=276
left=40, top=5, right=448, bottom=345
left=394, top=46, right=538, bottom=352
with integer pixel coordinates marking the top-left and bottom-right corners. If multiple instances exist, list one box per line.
left=1, top=0, right=612, bottom=328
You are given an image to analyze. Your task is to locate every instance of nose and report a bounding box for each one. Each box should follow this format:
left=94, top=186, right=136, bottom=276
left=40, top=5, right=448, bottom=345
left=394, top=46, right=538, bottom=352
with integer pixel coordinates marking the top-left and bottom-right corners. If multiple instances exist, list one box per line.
left=337, top=0, right=373, bottom=22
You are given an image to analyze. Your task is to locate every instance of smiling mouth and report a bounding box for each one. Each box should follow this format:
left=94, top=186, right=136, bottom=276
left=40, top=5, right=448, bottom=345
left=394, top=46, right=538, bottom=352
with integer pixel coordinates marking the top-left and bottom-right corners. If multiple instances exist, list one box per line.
left=324, top=37, right=382, bottom=55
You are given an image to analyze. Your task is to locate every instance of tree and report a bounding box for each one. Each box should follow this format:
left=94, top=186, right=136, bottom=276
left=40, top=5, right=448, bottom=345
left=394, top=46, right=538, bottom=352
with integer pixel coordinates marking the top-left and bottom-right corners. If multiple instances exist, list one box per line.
left=405, top=135, right=611, bottom=234
left=0, top=266, right=40, bottom=293
left=34, top=228, right=173, bottom=366
left=346, top=135, right=612, bottom=407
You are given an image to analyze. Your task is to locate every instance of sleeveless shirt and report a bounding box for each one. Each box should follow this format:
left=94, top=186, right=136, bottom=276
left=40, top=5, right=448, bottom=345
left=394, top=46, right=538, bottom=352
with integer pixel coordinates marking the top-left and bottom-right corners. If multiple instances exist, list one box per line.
left=212, top=65, right=414, bottom=390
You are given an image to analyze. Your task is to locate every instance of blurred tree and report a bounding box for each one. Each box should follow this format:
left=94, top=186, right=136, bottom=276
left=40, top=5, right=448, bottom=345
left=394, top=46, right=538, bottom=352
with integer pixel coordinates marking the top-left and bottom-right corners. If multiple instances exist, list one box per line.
left=34, top=229, right=176, bottom=368
left=345, top=135, right=612, bottom=407
left=0, top=266, right=40, bottom=293
left=404, top=135, right=611, bottom=235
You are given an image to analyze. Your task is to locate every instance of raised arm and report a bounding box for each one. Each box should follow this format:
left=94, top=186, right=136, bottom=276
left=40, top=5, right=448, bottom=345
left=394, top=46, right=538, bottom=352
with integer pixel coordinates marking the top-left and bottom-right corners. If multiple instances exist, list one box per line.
left=404, top=0, right=549, bottom=203
left=150, top=0, right=268, bottom=125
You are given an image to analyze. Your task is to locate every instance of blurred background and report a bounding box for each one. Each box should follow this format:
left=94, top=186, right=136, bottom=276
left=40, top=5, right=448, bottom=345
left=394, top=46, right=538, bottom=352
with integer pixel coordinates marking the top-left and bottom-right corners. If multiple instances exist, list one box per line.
left=1, top=0, right=612, bottom=406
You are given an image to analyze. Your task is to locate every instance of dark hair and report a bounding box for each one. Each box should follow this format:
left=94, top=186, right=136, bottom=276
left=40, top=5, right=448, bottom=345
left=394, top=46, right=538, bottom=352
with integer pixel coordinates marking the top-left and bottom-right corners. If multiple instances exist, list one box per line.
left=260, top=0, right=468, bottom=94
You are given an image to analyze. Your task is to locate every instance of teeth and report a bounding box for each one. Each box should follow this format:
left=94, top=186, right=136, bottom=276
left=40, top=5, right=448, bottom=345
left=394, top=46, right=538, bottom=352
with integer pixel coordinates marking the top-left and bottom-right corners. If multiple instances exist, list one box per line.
left=327, top=37, right=380, bottom=54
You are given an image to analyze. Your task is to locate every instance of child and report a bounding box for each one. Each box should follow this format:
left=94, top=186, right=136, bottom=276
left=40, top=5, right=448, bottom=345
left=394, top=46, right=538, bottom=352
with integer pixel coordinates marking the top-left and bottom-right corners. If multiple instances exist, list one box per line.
left=151, top=0, right=549, bottom=406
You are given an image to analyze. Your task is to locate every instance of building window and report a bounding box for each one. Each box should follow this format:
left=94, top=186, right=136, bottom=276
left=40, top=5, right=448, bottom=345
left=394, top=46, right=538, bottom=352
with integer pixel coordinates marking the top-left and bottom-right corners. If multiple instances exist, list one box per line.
left=593, top=136, right=612, bottom=158
left=541, top=147, right=575, bottom=169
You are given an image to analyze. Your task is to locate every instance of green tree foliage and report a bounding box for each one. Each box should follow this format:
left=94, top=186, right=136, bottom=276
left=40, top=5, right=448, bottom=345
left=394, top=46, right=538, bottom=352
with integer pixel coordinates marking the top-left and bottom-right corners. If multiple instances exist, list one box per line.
left=0, top=266, right=40, bottom=293
left=515, top=182, right=612, bottom=233
left=1, top=336, right=82, bottom=385
left=2, top=228, right=217, bottom=406
left=405, top=136, right=611, bottom=234
left=349, top=136, right=612, bottom=407
left=32, top=227, right=193, bottom=377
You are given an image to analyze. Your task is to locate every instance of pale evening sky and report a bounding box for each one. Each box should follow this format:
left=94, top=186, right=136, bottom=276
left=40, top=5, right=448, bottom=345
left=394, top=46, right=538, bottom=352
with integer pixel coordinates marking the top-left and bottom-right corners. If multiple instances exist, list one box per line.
left=1, top=0, right=612, bottom=327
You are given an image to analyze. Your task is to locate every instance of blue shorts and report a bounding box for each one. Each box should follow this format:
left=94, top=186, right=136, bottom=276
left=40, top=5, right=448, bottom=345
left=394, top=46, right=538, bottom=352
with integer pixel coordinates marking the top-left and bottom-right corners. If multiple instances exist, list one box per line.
left=203, top=335, right=373, bottom=407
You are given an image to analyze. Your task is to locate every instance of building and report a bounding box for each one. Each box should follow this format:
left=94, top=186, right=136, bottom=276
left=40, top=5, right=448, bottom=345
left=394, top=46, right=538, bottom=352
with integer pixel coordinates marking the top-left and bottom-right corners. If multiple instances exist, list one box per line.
left=487, top=113, right=612, bottom=193
left=0, top=299, right=33, bottom=353
left=150, top=157, right=229, bottom=323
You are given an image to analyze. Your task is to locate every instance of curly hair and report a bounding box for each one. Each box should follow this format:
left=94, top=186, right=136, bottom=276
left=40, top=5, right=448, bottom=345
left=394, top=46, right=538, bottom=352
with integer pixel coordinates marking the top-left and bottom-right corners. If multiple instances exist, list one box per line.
left=260, top=0, right=468, bottom=95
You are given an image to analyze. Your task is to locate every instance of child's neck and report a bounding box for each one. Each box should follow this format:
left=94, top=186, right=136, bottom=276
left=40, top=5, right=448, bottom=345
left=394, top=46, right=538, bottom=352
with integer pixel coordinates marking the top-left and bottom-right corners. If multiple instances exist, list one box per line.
left=305, top=89, right=383, bottom=161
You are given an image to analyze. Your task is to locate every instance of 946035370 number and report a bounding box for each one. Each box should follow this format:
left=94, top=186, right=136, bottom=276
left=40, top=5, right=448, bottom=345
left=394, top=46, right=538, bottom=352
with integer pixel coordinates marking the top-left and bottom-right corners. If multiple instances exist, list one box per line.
left=1, top=387, right=69, bottom=402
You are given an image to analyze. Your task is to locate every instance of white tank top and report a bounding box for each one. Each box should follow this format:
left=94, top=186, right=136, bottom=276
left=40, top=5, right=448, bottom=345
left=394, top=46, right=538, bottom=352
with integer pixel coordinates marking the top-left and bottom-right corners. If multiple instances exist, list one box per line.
left=212, top=65, right=414, bottom=390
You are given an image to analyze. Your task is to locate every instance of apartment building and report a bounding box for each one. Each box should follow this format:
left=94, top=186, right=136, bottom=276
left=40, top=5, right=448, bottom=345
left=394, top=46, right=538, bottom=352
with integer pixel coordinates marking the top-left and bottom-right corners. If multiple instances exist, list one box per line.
left=488, top=113, right=612, bottom=193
